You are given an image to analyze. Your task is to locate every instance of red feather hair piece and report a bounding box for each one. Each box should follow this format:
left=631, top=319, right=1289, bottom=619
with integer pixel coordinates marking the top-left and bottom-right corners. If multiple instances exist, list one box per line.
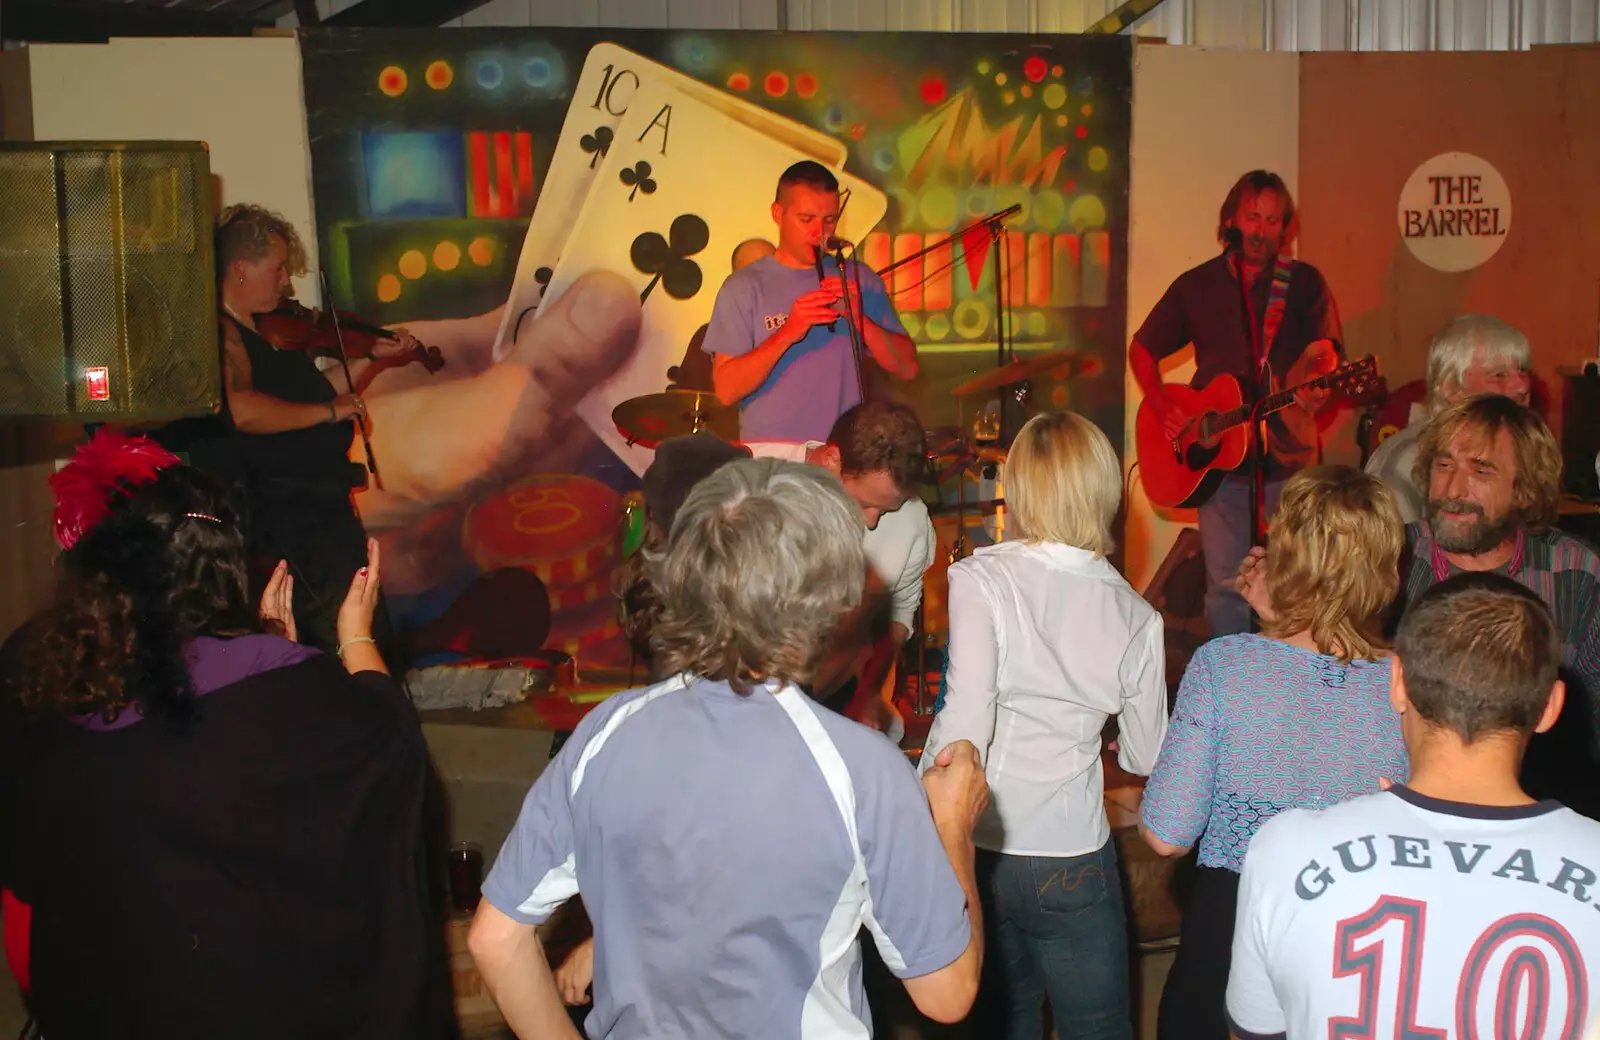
left=50, top=429, right=181, bottom=549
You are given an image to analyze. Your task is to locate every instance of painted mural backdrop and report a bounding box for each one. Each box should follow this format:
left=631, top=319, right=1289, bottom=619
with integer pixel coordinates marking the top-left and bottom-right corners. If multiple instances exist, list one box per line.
left=299, top=28, right=1130, bottom=664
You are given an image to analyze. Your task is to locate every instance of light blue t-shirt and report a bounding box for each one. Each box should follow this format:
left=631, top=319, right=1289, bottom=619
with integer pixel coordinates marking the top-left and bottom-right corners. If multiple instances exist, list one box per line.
left=701, top=255, right=908, bottom=442
left=1140, top=634, right=1409, bottom=873
left=482, top=675, right=971, bottom=1040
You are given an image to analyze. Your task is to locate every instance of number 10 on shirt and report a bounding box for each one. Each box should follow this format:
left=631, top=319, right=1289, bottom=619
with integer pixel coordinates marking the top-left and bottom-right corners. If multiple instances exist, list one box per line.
left=1331, top=896, right=1587, bottom=1038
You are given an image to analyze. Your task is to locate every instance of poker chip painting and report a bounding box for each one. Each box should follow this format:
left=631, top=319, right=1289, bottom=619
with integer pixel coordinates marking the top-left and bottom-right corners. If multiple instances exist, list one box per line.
left=465, top=474, right=627, bottom=659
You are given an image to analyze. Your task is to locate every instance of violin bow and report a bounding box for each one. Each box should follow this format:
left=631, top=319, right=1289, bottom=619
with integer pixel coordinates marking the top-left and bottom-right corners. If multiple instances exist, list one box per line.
left=318, top=272, right=383, bottom=492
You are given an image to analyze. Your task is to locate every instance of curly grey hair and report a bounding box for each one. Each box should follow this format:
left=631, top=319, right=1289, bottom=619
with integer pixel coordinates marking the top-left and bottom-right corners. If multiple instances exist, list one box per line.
left=646, top=458, right=866, bottom=693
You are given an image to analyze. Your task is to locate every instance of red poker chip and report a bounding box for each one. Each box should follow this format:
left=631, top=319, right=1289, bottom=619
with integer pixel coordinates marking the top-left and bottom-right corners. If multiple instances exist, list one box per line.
left=464, top=474, right=622, bottom=586
left=545, top=595, right=625, bottom=659
left=546, top=576, right=611, bottom=613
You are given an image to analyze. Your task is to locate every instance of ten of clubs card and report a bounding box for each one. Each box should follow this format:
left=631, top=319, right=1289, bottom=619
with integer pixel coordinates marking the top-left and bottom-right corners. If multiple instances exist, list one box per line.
left=540, top=81, right=887, bottom=474
left=493, top=42, right=849, bottom=358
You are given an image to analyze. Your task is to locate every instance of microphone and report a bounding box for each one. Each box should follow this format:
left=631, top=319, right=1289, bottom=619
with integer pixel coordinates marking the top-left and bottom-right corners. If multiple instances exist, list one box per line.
left=824, top=235, right=852, bottom=252
left=813, top=245, right=837, bottom=332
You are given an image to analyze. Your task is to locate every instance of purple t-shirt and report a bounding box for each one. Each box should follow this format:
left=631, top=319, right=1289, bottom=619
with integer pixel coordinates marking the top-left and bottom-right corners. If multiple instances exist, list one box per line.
left=484, top=675, right=970, bottom=1039
left=76, top=634, right=319, bottom=731
left=701, top=255, right=908, bottom=442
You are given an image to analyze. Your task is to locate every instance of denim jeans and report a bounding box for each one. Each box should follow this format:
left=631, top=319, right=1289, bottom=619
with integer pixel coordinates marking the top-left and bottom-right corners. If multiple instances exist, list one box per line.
left=1196, top=472, right=1288, bottom=637
left=974, top=841, right=1132, bottom=1040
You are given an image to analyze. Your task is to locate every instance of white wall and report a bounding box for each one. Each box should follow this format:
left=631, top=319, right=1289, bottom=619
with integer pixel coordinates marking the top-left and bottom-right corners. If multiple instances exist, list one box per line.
left=23, top=35, right=321, bottom=301
left=0, top=36, right=320, bottom=640
left=1122, top=44, right=1300, bottom=591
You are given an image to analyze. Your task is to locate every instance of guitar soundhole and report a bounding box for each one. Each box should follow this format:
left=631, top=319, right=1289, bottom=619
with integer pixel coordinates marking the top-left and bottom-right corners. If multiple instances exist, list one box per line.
left=1183, top=438, right=1221, bottom=470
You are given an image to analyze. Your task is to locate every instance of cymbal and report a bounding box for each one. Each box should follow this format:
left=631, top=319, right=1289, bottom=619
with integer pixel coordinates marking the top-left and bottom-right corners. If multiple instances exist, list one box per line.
left=612, top=390, right=738, bottom=449
left=951, top=350, right=1086, bottom=397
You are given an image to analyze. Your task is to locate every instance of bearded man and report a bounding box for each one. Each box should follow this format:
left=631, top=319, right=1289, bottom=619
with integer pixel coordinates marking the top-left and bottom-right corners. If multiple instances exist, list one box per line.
left=1392, top=394, right=1600, bottom=817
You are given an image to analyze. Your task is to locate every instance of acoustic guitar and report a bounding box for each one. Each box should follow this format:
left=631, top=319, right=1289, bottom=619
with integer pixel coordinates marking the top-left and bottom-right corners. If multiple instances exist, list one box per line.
left=1136, top=356, right=1380, bottom=509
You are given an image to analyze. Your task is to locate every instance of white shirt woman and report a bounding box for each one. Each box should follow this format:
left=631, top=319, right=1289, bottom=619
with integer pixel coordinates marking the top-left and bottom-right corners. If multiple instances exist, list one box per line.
left=920, top=411, right=1167, bottom=1040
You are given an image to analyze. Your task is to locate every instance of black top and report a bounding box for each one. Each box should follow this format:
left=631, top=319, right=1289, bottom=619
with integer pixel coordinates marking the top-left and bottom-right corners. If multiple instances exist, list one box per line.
left=1134, top=254, right=1343, bottom=472
left=3, top=651, right=441, bottom=1039
left=224, top=314, right=355, bottom=484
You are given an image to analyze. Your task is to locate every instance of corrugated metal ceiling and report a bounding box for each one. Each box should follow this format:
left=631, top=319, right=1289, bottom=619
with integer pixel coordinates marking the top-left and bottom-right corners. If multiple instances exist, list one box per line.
left=292, top=0, right=1600, bottom=49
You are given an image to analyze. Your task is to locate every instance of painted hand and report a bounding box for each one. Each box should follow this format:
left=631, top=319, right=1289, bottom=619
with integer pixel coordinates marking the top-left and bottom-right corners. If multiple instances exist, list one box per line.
left=339, top=271, right=644, bottom=591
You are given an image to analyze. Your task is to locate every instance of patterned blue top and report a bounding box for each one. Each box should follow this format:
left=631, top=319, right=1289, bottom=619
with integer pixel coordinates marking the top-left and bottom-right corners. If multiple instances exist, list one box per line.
left=1140, top=635, right=1408, bottom=873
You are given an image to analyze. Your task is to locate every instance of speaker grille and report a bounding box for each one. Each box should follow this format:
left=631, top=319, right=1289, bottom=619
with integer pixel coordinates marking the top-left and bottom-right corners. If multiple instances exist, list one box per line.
left=0, top=143, right=218, bottom=422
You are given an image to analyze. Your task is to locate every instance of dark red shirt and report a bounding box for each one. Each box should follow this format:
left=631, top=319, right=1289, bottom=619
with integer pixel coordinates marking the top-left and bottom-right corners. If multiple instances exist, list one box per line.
left=1135, top=254, right=1343, bottom=474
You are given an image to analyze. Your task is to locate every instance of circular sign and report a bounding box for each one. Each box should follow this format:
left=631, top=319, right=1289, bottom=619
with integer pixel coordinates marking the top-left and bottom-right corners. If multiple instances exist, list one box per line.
left=1397, top=152, right=1511, bottom=272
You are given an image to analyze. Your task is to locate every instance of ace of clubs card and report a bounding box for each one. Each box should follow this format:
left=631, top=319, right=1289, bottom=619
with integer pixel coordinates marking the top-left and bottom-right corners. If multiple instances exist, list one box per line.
left=542, top=82, right=887, bottom=474
left=493, top=42, right=849, bottom=357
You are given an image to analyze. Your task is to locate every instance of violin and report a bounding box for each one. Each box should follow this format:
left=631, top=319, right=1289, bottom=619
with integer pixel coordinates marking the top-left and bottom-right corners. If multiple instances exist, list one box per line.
left=256, top=298, right=445, bottom=396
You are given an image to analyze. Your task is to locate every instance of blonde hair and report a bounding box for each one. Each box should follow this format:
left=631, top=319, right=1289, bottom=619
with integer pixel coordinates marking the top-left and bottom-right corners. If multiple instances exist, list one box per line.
left=1261, top=465, right=1403, bottom=662
left=1005, top=411, right=1122, bottom=556
left=216, top=203, right=308, bottom=279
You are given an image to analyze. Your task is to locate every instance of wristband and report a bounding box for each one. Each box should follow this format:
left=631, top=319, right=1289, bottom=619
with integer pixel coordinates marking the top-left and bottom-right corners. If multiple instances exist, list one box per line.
left=327, top=400, right=338, bottom=423
left=337, top=635, right=377, bottom=659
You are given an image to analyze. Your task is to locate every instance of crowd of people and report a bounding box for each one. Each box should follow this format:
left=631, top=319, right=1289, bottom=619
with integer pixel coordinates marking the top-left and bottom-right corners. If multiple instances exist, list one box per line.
left=2, top=163, right=1600, bottom=1040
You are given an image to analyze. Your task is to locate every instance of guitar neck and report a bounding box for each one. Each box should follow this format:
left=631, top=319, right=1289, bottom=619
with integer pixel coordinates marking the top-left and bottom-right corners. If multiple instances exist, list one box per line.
left=1214, top=371, right=1339, bottom=432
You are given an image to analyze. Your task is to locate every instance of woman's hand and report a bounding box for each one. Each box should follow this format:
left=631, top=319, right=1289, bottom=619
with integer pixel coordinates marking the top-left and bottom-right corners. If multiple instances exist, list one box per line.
left=258, top=559, right=297, bottom=643
left=554, top=936, right=595, bottom=1006
left=331, top=392, right=367, bottom=423
left=336, top=538, right=381, bottom=642
left=1233, top=545, right=1275, bottom=622
left=336, top=539, right=387, bottom=675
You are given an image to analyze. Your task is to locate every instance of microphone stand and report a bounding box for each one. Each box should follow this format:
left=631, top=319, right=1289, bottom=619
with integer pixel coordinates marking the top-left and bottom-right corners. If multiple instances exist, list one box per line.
left=990, top=218, right=1018, bottom=442
left=1228, top=243, right=1268, bottom=631
left=876, top=204, right=1023, bottom=279
left=876, top=206, right=1023, bottom=438
left=831, top=243, right=869, bottom=405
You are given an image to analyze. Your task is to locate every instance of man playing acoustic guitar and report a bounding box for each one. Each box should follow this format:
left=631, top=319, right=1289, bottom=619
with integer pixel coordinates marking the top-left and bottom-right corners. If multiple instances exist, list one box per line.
left=1130, top=170, right=1342, bottom=637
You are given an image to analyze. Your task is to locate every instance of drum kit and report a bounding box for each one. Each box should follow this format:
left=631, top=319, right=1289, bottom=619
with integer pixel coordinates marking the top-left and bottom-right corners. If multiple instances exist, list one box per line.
left=608, top=347, right=1085, bottom=559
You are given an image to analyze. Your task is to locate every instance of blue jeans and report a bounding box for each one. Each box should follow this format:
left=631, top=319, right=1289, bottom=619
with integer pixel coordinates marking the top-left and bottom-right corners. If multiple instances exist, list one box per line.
left=974, top=842, right=1132, bottom=1040
left=1196, top=473, right=1288, bottom=637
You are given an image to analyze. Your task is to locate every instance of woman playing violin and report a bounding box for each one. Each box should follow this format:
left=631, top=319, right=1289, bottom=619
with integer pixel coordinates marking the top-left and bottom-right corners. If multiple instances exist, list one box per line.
left=218, top=203, right=423, bottom=431
left=211, top=203, right=421, bottom=654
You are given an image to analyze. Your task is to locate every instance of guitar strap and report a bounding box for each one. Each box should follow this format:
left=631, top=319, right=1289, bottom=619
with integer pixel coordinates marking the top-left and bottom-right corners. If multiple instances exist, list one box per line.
left=1259, top=255, right=1295, bottom=367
